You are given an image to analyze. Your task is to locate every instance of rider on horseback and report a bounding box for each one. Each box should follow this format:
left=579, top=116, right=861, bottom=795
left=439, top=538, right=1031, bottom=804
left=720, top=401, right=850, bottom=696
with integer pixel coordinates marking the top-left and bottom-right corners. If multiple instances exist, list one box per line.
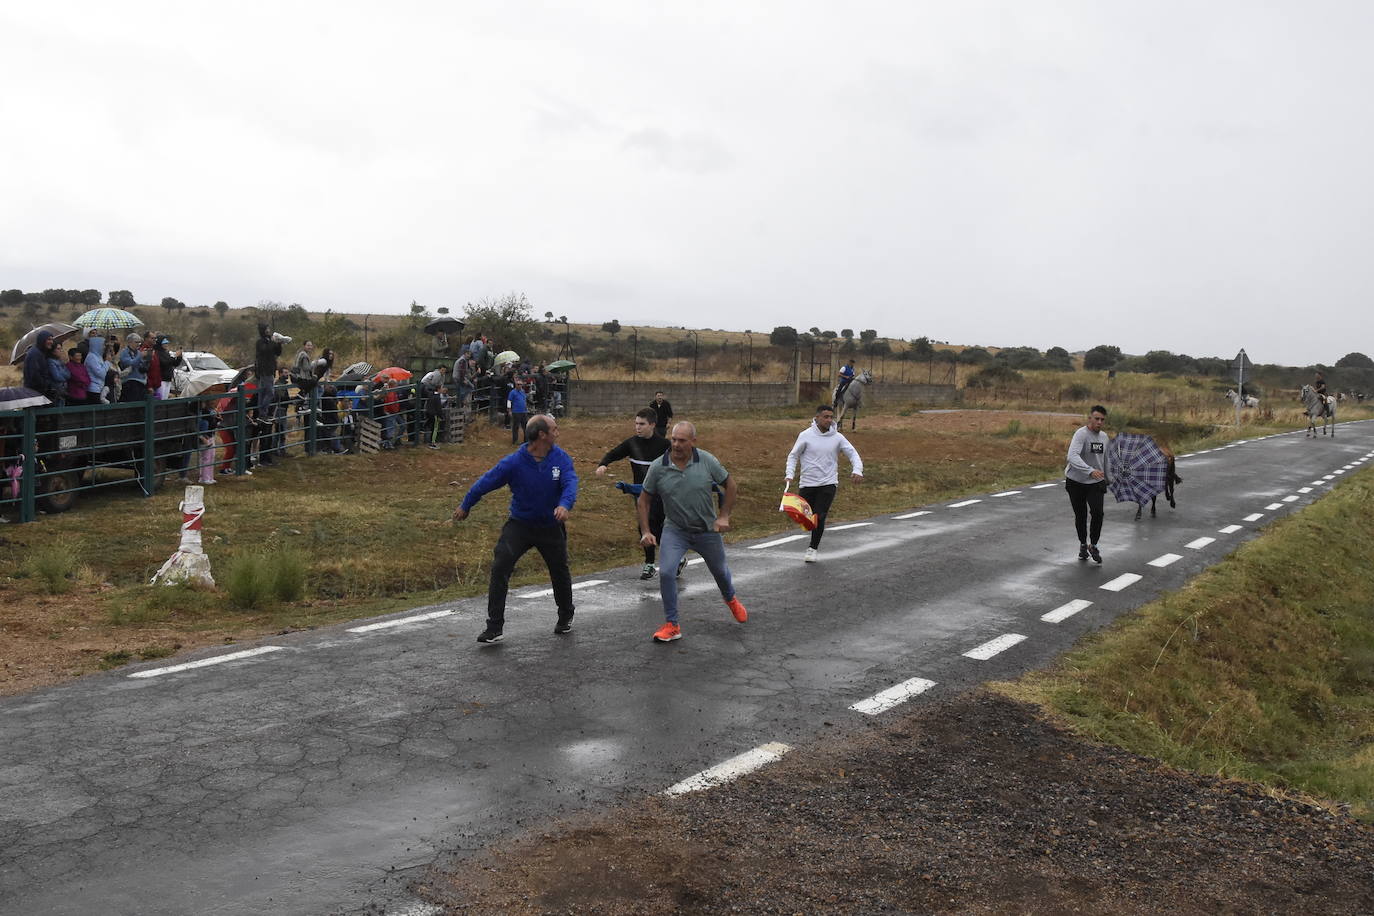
left=834, top=358, right=857, bottom=406
left=1314, top=372, right=1330, bottom=417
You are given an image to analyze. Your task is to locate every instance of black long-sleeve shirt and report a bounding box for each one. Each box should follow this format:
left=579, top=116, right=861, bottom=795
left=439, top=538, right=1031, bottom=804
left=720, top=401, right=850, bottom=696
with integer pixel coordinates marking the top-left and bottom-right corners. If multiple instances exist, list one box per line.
left=598, top=433, right=670, bottom=485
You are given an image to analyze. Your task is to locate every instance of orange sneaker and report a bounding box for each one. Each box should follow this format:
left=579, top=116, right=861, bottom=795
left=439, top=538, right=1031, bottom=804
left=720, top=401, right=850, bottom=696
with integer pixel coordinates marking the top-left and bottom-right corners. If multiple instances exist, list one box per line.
left=652, top=622, right=681, bottom=643
left=726, top=596, right=747, bottom=623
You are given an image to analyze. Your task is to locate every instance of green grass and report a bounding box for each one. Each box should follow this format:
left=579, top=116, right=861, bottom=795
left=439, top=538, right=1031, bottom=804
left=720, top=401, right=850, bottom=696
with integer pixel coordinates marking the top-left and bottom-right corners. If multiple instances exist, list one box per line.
left=1002, top=469, right=1374, bottom=819
left=25, top=541, right=79, bottom=594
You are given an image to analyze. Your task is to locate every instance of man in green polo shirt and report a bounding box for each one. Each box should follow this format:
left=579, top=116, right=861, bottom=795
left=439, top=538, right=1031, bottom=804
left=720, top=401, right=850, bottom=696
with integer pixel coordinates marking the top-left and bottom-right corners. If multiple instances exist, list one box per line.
left=638, top=421, right=748, bottom=643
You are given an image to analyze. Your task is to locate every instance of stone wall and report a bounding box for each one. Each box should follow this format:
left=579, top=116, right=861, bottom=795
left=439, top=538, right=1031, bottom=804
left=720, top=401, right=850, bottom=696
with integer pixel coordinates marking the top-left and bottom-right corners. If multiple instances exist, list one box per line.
left=567, top=379, right=959, bottom=416
left=798, top=381, right=961, bottom=408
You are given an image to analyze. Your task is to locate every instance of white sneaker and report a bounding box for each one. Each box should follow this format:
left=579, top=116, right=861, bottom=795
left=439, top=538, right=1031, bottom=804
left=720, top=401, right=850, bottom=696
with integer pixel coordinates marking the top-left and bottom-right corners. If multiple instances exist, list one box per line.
left=804, top=548, right=818, bottom=563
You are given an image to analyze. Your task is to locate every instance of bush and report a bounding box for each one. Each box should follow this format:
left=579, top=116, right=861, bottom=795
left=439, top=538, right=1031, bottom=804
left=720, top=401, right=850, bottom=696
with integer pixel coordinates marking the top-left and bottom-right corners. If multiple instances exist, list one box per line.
left=965, top=365, right=1024, bottom=388
left=225, top=553, right=273, bottom=609
left=1060, top=383, right=1093, bottom=401
left=268, top=548, right=307, bottom=602
left=27, top=541, right=78, bottom=594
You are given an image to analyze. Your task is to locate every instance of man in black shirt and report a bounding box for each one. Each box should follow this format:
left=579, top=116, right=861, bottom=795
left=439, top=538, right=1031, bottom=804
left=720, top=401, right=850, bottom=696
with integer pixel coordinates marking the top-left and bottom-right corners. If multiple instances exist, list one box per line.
left=596, top=408, right=673, bottom=579
left=648, top=391, right=673, bottom=438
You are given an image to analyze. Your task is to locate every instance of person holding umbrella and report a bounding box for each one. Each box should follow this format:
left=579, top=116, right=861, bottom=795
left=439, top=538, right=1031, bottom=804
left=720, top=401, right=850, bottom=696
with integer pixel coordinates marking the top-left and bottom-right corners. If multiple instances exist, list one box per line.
left=1065, top=405, right=1110, bottom=564
left=21, top=330, right=61, bottom=403
left=452, top=414, right=579, bottom=644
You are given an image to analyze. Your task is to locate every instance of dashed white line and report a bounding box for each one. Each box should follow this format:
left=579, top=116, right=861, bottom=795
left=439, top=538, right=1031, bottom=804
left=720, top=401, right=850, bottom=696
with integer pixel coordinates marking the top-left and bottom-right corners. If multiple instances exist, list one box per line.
left=749, top=533, right=809, bottom=549
left=1298, top=487, right=1313, bottom=493
left=948, top=499, right=982, bottom=508
left=850, top=676, right=938, bottom=715
left=1148, top=553, right=1183, bottom=568
left=1100, top=573, right=1143, bottom=592
left=1243, top=513, right=1264, bottom=522
left=1030, top=483, right=1058, bottom=489
left=990, top=490, right=1022, bottom=498
left=348, top=610, right=453, bottom=633
left=892, top=510, right=932, bottom=519
left=1282, top=495, right=1299, bottom=503
left=1323, top=475, right=1336, bottom=480
left=1264, top=503, right=1283, bottom=510
left=1185, top=537, right=1215, bottom=549
left=1311, top=480, right=1327, bottom=486
left=521, top=579, right=608, bottom=598
left=1041, top=599, right=1092, bottom=623
left=826, top=522, right=874, bottom=532
left=1218, top=524, right=1243, bottom=534
left=663, top=742, right=791, bottom=796
left=128, top=646, right=284, bottom=679
left=962, top=633, right=1027, bottom=660
left=1333, top=470, right=1346, bottom=476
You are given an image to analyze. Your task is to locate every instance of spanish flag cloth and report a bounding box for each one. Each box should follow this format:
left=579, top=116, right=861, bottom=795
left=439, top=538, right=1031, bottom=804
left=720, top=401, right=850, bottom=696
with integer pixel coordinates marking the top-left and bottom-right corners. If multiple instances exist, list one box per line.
left=779, top=486, right=817, bottom=531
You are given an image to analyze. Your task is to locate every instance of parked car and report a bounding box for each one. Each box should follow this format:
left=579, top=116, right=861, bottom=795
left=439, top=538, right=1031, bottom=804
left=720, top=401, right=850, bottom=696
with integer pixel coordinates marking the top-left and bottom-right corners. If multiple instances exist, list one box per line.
left=172, top=351, right=240, bottom=396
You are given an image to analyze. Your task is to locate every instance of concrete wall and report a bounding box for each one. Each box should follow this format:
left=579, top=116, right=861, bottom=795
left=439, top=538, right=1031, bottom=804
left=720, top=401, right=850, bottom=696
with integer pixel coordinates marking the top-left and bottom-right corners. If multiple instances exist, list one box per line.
left=567, top=381, right=793, bottom=416
left=568, top=379, right=959, bottom=416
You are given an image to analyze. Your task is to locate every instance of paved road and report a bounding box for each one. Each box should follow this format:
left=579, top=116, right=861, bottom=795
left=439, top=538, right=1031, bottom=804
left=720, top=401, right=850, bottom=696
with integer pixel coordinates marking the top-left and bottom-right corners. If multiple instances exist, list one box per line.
left=2, top=421, right=1371, bottom=915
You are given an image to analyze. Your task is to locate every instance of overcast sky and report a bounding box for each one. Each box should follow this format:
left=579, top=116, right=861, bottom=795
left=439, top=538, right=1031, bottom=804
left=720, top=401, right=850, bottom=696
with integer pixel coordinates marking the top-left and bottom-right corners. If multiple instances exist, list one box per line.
left=3, top=2, right=1370, bottom=365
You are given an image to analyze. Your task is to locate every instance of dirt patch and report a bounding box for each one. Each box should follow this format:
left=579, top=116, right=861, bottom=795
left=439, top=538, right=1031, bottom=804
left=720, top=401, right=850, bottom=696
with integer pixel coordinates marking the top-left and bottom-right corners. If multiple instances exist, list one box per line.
left=421, top=691, right=1374, bottom=914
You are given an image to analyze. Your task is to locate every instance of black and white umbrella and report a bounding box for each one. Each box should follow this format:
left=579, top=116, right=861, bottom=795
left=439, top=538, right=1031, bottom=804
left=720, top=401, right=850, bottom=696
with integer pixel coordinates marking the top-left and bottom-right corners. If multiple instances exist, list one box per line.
left=337, top=361, right=375, bottom=382
left=9, top=323, right=80, bottom=365
left=424, top=316, right=465, bottom=335
left=0, top=387, right=53, bottom=410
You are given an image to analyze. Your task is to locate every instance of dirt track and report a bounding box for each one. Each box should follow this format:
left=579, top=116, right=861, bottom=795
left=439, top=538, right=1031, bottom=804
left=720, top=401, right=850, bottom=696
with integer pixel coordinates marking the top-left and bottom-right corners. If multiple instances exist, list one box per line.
left=422, top=691, right=1374, bottom=914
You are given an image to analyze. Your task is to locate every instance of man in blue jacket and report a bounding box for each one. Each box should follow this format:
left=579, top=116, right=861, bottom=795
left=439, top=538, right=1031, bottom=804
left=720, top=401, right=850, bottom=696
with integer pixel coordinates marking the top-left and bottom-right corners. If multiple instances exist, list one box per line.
left=452, top=414, right=578, bottom=644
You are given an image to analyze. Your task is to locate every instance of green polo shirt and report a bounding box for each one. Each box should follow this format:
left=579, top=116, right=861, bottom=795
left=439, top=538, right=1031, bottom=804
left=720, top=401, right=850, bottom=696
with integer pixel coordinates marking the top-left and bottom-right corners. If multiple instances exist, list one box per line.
left=642, top=447, right=729, bottom=533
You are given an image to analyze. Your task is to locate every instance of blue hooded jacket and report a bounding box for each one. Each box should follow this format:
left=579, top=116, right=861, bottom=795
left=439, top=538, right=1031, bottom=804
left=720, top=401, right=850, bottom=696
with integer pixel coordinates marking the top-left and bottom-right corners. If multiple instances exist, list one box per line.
left=21, top=330, right=55, bottom=393
left=460, top=443, right=577, bottom=526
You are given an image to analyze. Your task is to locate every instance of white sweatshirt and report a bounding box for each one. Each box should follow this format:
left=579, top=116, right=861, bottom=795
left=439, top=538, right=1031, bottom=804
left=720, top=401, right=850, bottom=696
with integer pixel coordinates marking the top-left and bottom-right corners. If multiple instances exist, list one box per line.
left=786, top=421, right=863, bottom=487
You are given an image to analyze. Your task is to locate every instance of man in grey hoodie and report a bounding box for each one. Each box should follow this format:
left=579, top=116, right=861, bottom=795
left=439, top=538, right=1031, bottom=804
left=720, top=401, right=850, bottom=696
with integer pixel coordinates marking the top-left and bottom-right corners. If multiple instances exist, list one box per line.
left=1064, top=405, right=1110, bottom=564
left=784, top=404, right=864, bottom=562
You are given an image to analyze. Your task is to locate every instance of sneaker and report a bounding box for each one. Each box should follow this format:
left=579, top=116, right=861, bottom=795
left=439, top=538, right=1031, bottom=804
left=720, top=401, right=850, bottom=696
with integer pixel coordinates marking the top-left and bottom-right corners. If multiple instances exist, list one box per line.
left=553, top=616, right=573, bottom=635
left=427, top=443, right=440, bottom=450
left=803, top=547, right=818, bottom=563
left=639, top=563, right=656, bottom=580
left=652, top=622, right=681, bottom=643
left=1078, top=544, right=1090, bottom=561
left=476, top=628, right=504, bottom=644
left=1088, top=545, right=1102, bottom=564
left=726, top=596, right=748, bottom=623
left=676, top=556, right=688, bottom=579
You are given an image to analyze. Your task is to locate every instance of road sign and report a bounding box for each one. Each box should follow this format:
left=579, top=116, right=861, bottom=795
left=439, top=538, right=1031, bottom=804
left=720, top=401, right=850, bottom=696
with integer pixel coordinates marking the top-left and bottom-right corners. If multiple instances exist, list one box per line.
left=1232, top=349, right=1253, bottom=371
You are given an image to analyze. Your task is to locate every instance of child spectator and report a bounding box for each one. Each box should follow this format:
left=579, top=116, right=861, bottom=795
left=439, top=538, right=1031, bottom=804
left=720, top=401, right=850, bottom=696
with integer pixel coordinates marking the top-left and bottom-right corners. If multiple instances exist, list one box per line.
left=425, top=384, right=448, bottom=449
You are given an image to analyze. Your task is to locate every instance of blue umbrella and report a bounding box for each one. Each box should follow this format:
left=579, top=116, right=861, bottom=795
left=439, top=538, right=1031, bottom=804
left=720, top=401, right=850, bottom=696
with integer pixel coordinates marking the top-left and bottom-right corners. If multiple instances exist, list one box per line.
left=1107, top=433, right=1169, bottom=505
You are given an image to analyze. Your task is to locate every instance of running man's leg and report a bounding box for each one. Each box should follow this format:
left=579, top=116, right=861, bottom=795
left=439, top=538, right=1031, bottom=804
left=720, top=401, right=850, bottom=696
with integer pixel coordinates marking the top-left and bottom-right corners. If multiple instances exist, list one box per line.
left=799, top=484, right=837, bottom=549
left=643, top=494, right=666, bottom=565
left=656, top=525, right=690, bottom=624
left=689, top=530, right=736, bottom=602
left=1065, top=479, right=1089, bottom=544
left=531, top=522, right=575, bottom=621
left=487, top=519, right=536, bottom=631
left=1087, top=481, right=1106, bottom=545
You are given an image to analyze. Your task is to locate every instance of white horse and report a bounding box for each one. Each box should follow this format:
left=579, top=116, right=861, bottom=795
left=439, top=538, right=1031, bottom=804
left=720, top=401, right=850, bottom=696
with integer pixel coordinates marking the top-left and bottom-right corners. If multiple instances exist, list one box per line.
left=833, top=368, right=873, bottom=423
left=1225, top=389, right=1258, bottom=409
left=1300, top=384, right=1336, bottom=437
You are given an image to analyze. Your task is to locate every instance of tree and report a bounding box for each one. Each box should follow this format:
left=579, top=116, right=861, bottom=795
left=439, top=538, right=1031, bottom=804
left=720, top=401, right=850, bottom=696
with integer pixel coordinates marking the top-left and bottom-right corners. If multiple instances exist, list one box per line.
left=42, top=289, right=68, bottom=305
left=1335, top=352, right=1374, bottom=368
left=160, top=296, right=186, bottom=313
left=600, top=319, right=621, bottom=337
left=1044, top=346, right=1074, bottom=370
left=213, top=301, right=229, bottom=318
left=463, top=292, right=540, bottom=358
left=0, top=289, right=23, bottom=306
left=545, top=311, right=555, bottom=322
left=808, top=327, right=821, bottom=337
left=437, top=306, right=449, bottom=315
left=108, top=290, right=136, bottom=309
left=840, top=328, right=854, bottom=341
left=959, top=346, right=993, bottom=365
left=910, top=336, right=935, bottom=360
left=769, top=325, right=799, bottom=347
left=820, top=329, right=837, bottom=340
left=1083, top=344, right=1122, bottom=371
left=859, top=329, right=878, bottom=345
left=996, top=346, right=1045, bottom=370
left=78, top=289, right=102, bottom=306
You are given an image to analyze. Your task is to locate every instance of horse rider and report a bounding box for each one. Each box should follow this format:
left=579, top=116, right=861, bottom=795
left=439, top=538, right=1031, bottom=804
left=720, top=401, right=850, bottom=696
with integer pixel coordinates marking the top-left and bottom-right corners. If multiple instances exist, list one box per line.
left=1314, top=372, right=1330, bottom=416
left=834, top=358, right=857, bottom=405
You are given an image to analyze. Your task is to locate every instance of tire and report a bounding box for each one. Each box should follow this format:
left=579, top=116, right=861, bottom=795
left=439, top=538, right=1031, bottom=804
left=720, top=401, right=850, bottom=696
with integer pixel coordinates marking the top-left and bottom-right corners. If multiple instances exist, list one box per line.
left=39, top=465, right=81, bottom=514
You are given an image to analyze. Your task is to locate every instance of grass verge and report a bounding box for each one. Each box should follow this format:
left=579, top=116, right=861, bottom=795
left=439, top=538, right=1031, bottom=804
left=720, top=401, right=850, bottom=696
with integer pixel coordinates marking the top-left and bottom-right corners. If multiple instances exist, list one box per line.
left=1000, top=469, right=1374, bottom=820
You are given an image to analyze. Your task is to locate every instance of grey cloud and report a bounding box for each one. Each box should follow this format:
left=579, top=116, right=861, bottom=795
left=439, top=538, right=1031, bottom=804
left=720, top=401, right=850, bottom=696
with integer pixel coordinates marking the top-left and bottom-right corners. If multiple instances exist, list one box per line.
left=621, top=128, right=733, bottom=174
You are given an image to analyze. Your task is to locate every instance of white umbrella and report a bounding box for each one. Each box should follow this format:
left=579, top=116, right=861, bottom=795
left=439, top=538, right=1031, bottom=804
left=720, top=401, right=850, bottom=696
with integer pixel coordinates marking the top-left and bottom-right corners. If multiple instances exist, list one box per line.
left=493, top=349, right=519, bottom=367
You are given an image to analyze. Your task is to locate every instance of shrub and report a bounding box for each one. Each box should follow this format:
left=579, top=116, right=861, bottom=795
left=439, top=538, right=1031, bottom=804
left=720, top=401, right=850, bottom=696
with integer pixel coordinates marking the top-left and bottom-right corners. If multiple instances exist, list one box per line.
left=965, top=365, right=1024, bottom=388
left=27, top=541, right=78, bottom=594
left=268, top=548, right=307, bottom=602
left=1060, top=383, right=1093, bottom=401
left=225, top=552, right=273, bottom=610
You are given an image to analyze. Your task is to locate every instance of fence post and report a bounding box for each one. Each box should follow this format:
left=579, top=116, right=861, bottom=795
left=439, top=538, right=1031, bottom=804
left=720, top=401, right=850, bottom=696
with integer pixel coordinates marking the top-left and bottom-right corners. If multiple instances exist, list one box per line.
left=235, top=389, right=248, bottom=475
left=142, top=397, right=157, bottom=496
left=306, top=388, right=318, bottom=456
left=411, top=382, right=423, bottom=445
left=19, top=408, right=37, bottom=523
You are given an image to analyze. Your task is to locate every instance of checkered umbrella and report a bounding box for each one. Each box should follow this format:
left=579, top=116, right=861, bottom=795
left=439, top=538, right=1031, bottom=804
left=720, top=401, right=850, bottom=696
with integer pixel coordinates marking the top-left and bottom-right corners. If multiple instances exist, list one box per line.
left=72, top=307, right=144, bottom=332
left=1107, top=433, right=1170, bottom=505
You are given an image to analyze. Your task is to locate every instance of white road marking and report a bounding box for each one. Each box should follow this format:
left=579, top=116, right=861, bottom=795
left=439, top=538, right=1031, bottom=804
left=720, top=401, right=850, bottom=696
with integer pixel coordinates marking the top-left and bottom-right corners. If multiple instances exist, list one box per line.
left=1243, top=513, right=1265, bottom=522
left=1041, top=599, right=1092, bottom=623
left=1177, top=453, right=1195, bottom=458
left=1030, top=483, right=1058, bottom=489
left=1148, top=553, right=1182, bottom=568
left=990, top=490, right=1022, bottom=498
left=348, top=610, right=453, bottom=633
left=520, top=579, right=608, bottom=598
left=948, top=499, right=982, bottom=508
left=1100, top=573, right=1142, bottom=592
left=962, top=633, right=1027, bottom=660
left=1323, top=475, right=1336, bottom=480
left=1298, top=487, right=1313, bottom=493
left=1264, top=503, right=1283, bottom=510
left=826, top=522, right=874, bottom=532
left=892, top=510, right=932, bottom=519
left=128, top=646, right=284, bottom=679
left=1333, top=470, right=1346, bottom=475
left=385, top=903, right=445, bottom=916
left=749, top=533, right=808, bottom=549
left=1312, top=480, right=1327, bottom=486
left=849, top=676, right=937, bottom=715
left=1282, top=495, right=1299, bottom=503
left=1218, top=524, right=1243, bottom=534
left=663, top=742, right=791, bottom=796
left=1185, top=537, right=1215, bottom=549
left=688, top=557, right=704, bottom=566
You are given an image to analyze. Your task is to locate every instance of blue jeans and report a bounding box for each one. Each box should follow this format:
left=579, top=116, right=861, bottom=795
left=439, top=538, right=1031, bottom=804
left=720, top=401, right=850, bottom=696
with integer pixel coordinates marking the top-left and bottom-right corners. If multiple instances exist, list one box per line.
left=656, top=525, right=735, bottom=624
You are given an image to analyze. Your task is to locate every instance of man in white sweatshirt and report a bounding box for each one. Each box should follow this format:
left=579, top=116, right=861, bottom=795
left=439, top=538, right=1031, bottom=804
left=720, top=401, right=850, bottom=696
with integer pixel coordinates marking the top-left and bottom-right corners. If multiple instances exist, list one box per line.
left=784, top=404, right=864, bottom=562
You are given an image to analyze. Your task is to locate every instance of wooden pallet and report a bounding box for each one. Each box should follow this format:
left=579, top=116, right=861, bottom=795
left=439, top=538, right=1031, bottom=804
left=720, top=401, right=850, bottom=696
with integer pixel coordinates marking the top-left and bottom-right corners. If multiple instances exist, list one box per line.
left=442, top=406, right=469, bottom=444
left=356, top=417, right=382, bottom=454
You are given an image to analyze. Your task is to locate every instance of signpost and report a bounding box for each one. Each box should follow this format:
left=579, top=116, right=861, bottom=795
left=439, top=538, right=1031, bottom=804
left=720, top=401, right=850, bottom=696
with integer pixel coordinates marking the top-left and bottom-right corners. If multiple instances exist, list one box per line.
left=1232, top=348, right=1253, bottom=428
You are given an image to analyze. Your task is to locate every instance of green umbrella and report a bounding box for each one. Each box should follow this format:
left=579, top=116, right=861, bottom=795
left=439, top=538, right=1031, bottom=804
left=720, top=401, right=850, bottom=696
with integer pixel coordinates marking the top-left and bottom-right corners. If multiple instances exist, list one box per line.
left=546, top=359, right=576, bottom=373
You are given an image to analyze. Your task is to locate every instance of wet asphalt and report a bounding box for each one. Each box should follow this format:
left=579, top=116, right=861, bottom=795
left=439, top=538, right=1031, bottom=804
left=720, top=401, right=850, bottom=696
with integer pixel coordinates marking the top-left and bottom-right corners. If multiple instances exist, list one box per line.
left=1, top=420, right=1371, bottom=915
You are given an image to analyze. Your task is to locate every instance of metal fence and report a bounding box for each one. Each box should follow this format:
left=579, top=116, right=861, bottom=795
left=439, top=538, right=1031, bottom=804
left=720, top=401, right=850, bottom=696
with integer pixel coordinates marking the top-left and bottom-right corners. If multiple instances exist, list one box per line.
left=0, top=381, right=447, bottom=523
